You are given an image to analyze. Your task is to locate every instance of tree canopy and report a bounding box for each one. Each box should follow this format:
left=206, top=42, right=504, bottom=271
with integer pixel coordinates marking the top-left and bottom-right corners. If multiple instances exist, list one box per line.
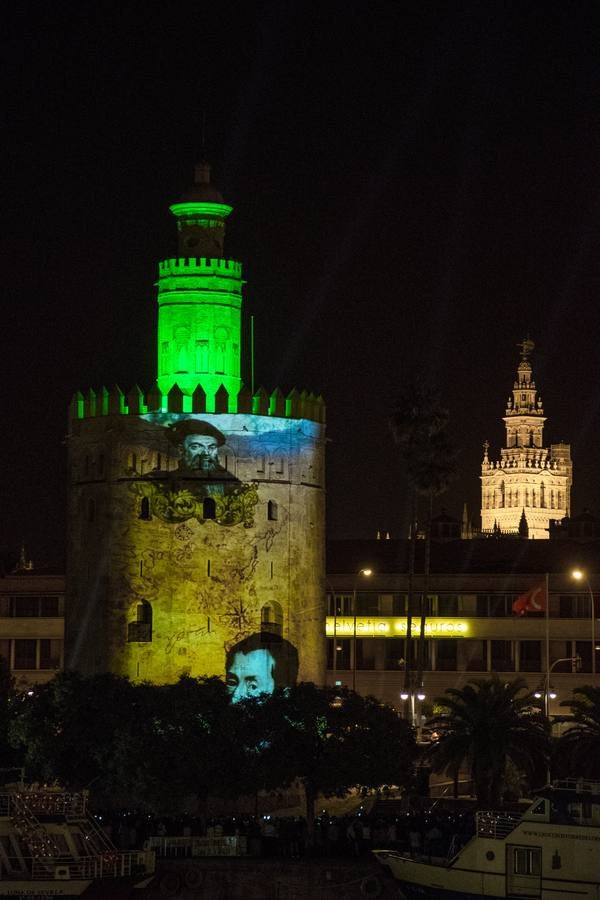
left=425, top=677, right=549, bottom=807
left=7, top=675, right=416, bottom=819
left=558, top=685, right=600, bottom=779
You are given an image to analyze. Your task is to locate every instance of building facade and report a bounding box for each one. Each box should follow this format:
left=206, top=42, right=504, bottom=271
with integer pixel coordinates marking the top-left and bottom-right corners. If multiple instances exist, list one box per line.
left=480, top=340, right=571, bottom=539
left=0, top=563, right=64, bottom=689
left=326, top=539, right=599, bottom=717
left=66, top=164, right=326, bottom=688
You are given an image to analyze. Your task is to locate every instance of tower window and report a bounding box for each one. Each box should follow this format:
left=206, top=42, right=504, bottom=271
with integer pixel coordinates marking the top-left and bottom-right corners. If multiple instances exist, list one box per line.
left=195, top=340, right=209, bottom=373
left=139, top=497, right=151, bottom=520
left=203, top=497, right=216, bottom=520
left=260, top=601, right=283, bottom=637
left=161, top=342, right=170, bottom=375
left=127, top=601, right=152, bottom=642
left=87, top=499, right=96, bottom=523
left=268, top=500, right=278, bottom=521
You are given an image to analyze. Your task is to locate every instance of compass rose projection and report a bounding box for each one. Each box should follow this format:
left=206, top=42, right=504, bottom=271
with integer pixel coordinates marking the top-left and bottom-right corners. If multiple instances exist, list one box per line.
left=221, top=600, right=253, bottom=639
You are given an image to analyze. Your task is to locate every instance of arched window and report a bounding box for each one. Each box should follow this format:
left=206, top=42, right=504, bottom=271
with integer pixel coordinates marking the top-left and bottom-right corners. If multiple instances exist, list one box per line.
left=261, top=601, right=283, bottom=637
left=139, top=497, right=151, bottom=520
left=203, top=497, right=216, bottom=520
left=128, top=601, right=152, bottom=642
left=87, top=499, right=95, bottom=523
left=267, top=500, right=278, bottom=521
left=137, top=600, right=152, bottom=626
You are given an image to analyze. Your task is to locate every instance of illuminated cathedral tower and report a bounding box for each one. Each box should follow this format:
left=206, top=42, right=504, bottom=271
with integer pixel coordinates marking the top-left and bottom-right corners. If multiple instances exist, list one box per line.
left=66, top=164, right=326, bottom=689
left=480, top=339, right=571, bottom=539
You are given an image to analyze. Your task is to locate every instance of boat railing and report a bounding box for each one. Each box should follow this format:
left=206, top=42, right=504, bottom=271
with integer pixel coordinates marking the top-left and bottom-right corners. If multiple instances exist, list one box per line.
left=553, top=779, right=600, bottom=795
left=476, top=810, right=521, bottom=839
left=148, top=834, right=248, bottom=857
left=0, top=790, right=88, bottom=818
left=29, top=849, right=154, bottom=881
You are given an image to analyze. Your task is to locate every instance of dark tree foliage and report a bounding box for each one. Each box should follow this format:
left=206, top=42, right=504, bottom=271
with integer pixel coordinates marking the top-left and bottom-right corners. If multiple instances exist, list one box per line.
left=390, top=385, right=458, bottom=496
left=243, top=684, right=417, bottom=838
left=8, top=675, right=416, bottom=821
left=9, top=671, right=137, bottom=793
left=9, top=672, right=241, bottom=811
left=425, top=677, right=549, bottom=807
left=390, top=384, right=458, bottom=689
left=0, top=657, right=18, bottom=769
left=558, top=686, right=600, bottom=778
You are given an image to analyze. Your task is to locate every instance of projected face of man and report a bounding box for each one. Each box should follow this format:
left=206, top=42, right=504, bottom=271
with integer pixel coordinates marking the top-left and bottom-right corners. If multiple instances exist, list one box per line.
left=226, top=648, right=276, bottom=703
left=182, top=434, right=219, bottom=472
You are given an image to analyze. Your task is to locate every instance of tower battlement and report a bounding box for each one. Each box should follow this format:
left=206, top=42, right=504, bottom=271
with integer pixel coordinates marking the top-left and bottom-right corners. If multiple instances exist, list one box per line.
left=70, top=384, right=326, bottom=424
left=158, top=257, right=242, bottom=277
left=67, top=163, right=326, bottom=690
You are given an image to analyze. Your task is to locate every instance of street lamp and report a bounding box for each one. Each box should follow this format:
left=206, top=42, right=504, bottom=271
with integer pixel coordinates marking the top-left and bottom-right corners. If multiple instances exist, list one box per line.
left=535, top=655, right=581, bottom=718
left=352, top=568, right=373, bottom=691
left=571, top=569, right=596, bottom=681
left=400, top=688, right=426, bottom=739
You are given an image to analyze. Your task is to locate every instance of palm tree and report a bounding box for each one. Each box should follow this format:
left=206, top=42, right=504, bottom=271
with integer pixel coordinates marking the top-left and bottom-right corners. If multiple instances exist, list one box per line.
left=425, top=677, right=549, bottom=807
left=558, top=686, right=600, bottom=778
left=390, top=385, right=457, bottom=692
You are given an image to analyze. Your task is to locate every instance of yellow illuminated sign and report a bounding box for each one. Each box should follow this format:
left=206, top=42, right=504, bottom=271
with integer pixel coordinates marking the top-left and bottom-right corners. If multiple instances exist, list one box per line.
left=325, top=617, right=470, bottom=638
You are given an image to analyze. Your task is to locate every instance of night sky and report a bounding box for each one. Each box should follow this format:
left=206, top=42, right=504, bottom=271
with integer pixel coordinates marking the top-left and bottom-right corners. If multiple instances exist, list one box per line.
left=3, top=3, right=600, bottom=567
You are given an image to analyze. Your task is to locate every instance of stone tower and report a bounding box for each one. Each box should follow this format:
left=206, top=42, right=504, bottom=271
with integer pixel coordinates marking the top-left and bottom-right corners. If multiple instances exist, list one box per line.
left=66, top=164, right=326, bottom=692
left=480, top=339, right=571, bottom=539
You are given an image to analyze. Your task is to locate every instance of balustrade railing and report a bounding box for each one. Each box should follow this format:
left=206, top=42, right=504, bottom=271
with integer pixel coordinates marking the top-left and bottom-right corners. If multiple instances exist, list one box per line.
left=476, top=810, right=521, bottom=839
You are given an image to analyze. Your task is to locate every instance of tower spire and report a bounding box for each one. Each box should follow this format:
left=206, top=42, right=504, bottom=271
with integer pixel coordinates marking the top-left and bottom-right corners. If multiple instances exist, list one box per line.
left=480, top=339, right=572, bottom=539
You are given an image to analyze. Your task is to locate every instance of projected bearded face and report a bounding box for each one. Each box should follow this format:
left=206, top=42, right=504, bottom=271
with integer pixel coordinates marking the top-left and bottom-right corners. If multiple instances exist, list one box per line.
left=226, top=648, right=275, bottom=703
left=182, top=434, right=219, bottom=472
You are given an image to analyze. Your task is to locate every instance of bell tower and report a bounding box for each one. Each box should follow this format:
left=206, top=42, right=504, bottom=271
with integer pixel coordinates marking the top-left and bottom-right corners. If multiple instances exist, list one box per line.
left=480, top=340, right=572, bottom=539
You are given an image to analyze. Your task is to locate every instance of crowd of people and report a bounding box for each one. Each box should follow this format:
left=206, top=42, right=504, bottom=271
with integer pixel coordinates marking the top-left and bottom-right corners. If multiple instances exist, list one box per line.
left=98, top=807, right=476, bottom=861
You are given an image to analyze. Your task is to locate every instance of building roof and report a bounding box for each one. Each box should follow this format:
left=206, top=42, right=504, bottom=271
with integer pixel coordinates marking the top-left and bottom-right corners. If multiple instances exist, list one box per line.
left=327, top=538, right=600, bottom=576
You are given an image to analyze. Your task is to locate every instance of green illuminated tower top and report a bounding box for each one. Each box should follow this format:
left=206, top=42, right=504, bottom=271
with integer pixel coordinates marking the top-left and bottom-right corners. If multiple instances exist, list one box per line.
left=157, top=163, right=242, bottom=405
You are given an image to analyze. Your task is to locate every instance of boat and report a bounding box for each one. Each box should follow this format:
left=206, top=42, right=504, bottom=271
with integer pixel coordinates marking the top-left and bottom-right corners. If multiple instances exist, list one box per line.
left=0, top=781, right=155, bottom=896
left=373, top=779, right=600, bottom=899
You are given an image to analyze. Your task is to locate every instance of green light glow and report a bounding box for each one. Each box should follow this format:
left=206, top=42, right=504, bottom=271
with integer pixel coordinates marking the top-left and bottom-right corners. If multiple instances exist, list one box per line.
left=157, top=197, right=242, bottom=401
left=169, top=201, right=233, bottom=219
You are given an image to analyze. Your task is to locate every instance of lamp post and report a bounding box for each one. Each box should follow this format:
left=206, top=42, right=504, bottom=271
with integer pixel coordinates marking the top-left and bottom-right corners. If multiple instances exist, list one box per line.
left=400, top=686, right=426, bottom=736
left=571, top=569, right=595, bottom=682
left=352, top=568, right=372, bottom=692
left=535, top=655, right=581, bottom=718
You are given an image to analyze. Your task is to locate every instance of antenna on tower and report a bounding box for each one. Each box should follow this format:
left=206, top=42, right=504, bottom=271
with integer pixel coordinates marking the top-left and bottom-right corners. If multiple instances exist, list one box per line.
left=200, top=110, right=207, bottom=159
left=251, top=315, right=255, bottom=395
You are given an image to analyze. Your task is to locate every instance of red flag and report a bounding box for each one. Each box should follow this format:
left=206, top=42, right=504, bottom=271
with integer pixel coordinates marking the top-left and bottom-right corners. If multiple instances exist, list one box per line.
left=512, top=581, right=547, bottom=616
